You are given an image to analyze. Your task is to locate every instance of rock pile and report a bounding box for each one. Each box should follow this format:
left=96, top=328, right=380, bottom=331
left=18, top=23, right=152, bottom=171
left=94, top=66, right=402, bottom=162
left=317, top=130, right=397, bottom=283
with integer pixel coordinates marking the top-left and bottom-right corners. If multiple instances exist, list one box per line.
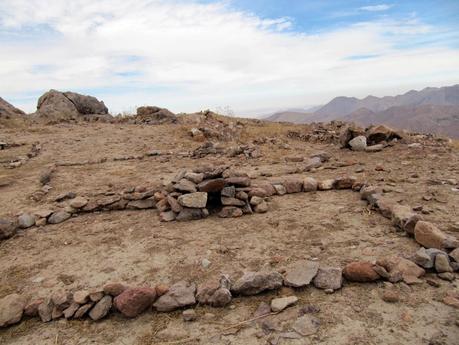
left=126, top=106, right=177, bottom=125
left=34, top=90, right=111, bottom=122
left=187, top=110, right=243, bottom=142
left=156, top=166, right=255, bottom=221
left=191, top=142, right=261, bottom=159
left=340, top=124, right=402, bottom=151
left=287, top=121, right=346, bottom=144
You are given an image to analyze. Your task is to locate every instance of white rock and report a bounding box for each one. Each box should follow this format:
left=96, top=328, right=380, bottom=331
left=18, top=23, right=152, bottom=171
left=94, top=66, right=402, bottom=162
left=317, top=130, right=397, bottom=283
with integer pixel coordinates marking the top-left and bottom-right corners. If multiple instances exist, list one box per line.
left=349, top=136, right=367, bottom=151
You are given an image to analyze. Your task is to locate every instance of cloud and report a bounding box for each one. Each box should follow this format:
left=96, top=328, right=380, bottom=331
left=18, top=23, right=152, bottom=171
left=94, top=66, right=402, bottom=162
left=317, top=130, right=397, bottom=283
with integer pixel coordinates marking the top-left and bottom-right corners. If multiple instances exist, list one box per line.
left=0, top=0, right=458, bottom=115
left=360, top=4, right=393, bottom=12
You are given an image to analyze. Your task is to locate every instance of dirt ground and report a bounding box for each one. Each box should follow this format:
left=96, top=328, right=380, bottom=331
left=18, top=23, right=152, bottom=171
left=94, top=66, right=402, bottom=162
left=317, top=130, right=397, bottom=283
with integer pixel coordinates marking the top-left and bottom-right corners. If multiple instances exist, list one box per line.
left=0, top=118, right=458, bottom=344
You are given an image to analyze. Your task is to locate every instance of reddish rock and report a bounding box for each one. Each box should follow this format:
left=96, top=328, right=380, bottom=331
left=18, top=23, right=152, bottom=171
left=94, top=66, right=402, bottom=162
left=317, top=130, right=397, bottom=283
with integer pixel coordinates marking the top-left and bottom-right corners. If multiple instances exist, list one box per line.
left=24, top=299, right=44, bottom=317
left=198, top=178, right=226, bottom=192
left=114, top=287, right=157, bottom=318
left=218, top=206, right=243, bottom=218
left=343, top=261, right=380, bottom=282
left=443, top=296, right=459, bottom=309
left=155, top=284, right=169, bottom=297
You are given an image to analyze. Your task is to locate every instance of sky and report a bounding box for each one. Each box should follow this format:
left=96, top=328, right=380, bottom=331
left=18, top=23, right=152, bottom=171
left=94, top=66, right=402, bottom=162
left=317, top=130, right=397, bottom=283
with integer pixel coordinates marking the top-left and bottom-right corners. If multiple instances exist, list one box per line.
left=1, top=0, right=459, bottom=116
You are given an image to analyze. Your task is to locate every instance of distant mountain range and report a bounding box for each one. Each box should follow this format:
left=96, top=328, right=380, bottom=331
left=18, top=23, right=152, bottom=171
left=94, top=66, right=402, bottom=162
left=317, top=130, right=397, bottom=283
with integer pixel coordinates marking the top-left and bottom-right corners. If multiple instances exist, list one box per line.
left=265, top=84, right=459, bottom=138
left=264, top=111, right=314, bottom=124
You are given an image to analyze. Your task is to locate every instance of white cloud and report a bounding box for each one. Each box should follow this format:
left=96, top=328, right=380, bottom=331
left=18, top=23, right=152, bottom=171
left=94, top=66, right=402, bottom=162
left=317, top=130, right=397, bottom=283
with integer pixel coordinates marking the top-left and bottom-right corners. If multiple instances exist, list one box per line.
left=360, top=4, right=393, bottom=12
left=0, top=0, right=458, bottom=115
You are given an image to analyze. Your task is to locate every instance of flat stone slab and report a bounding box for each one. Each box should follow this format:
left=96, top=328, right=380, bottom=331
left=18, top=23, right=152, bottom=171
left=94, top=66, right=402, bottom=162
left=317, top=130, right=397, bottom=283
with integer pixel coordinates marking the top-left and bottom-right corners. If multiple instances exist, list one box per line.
left=271, top=296, right=298, bottom=312
left=283, top=260, right=319, bottom=287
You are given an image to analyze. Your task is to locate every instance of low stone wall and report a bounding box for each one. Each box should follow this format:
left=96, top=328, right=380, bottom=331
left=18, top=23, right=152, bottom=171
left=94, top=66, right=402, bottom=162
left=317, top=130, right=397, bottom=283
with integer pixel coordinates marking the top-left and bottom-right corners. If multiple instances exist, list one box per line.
left=1, top=166, right=458, bottom=328
left=1, top=142, right=41, bottom=169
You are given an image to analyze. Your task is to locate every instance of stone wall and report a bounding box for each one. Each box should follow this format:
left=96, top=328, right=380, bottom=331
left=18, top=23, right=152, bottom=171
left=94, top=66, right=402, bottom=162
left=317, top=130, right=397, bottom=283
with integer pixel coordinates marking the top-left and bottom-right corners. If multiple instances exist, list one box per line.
left=1, top=167, right=459, bottom=328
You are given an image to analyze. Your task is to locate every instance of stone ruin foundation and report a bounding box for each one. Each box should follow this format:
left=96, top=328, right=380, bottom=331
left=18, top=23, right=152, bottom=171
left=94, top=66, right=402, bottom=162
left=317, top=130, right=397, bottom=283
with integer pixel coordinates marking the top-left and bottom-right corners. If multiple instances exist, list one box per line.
left=1, top=165, right=459, bottom=329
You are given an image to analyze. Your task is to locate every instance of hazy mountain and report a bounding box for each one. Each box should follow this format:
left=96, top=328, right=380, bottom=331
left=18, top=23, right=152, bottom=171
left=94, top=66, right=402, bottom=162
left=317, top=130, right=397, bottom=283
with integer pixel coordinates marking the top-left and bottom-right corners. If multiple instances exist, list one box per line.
left=264, top=84, right=459, bottom=138
left=313, top=84, right=459, bottom=120
left=343, top=104, right=459, bottom=138
left=264, top=111, right=312, bottom=123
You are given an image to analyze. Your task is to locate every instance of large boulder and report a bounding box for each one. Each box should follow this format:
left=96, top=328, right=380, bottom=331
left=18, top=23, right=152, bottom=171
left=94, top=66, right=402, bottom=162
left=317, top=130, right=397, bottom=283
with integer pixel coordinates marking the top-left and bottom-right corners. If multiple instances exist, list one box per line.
left=365, top=125, right=402, bottom=145
left=343, top=261, right=380, bottom=282
left=35, top=90, right=110, bottom=121
left=134, top=106, right=177, bottom=124
left=114, top=287, right=157, bottom=318
left=339, top=124, right=365, bottom=148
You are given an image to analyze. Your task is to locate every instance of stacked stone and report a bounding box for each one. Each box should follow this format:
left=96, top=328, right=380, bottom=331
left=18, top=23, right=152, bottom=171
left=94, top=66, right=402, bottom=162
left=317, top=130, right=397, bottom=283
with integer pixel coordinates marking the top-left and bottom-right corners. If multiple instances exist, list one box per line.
left=359, top=184, right=459, bottom=280
left=5, top=143, right=41, bottom=169
left=154, top=166, right=255, bottom=221
left=0, top=186, right=160, bottom=240
left=0, top=173, right=363, bottom=239
left=2, top=245, right=459, bottom=329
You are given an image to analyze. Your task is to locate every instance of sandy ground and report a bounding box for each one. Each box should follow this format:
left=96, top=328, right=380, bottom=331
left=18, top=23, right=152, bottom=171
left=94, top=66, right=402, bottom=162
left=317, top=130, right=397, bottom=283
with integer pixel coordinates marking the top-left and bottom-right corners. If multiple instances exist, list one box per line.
left=0, top=119, right=458, bottom=344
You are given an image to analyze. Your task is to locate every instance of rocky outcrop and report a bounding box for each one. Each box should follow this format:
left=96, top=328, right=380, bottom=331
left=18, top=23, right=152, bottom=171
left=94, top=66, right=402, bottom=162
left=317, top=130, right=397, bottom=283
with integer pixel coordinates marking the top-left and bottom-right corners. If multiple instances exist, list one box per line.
left=0, top=97, right=25, bottom=119
left=128, top=106, right=177, bottom=125
left=34, top=90, right=110, bottom=122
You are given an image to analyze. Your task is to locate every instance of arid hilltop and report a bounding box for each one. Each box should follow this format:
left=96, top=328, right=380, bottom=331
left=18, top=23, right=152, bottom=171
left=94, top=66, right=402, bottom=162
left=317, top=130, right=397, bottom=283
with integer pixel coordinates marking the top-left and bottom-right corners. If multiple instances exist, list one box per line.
left=0, top=91, right=458, bottom=345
